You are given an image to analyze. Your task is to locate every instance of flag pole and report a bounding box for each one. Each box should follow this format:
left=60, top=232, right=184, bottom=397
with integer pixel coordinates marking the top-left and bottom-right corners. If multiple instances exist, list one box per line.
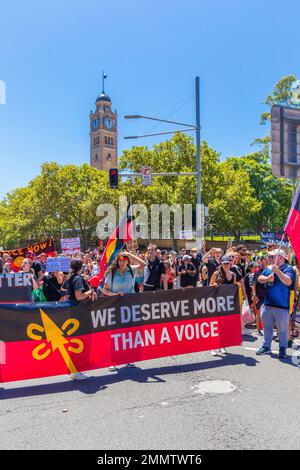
left=127, top=197, right=137, bottom=253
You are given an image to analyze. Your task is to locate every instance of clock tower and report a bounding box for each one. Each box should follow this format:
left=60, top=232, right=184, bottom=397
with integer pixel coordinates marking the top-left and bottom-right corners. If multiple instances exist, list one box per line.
left=90, top=84, right=118, bottom=171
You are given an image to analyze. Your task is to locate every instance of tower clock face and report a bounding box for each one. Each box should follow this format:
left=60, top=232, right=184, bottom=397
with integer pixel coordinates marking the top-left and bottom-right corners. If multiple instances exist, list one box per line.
left=104, top=117, right=115, bottom=130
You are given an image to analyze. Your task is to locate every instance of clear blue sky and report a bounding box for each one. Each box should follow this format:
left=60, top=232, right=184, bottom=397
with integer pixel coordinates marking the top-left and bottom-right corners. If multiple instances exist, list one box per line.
left=0, top=0, right=299, bottom=199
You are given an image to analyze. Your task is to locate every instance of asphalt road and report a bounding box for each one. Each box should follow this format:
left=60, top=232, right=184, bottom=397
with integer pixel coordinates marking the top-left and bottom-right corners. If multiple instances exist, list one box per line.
left=1, top=329, right=299, bottom=450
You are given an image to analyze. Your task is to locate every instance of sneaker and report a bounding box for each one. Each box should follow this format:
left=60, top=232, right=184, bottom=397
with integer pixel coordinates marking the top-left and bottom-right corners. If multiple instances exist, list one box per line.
left=70, top=372, right=88, bottom=381
left=108, top=366, right=117, bottom=371
left=258, top=330, right=263, bottom=336
left=219, top=348, right=227, bottom=354
left=256, top=346, right=271, bottom=355
left=210, top=350, right=218, bottom=356
left=126, top=363, right=136, bottom=368
left=288, top=339, right=293, bottom=348
left=279, top=347, right=288, bottom=359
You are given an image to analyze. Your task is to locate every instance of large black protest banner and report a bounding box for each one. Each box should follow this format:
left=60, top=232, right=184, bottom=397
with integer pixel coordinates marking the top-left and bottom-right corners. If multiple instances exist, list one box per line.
left=0, top=238, right=55, bottom=269
left=0, top=285, right=242, bottom=383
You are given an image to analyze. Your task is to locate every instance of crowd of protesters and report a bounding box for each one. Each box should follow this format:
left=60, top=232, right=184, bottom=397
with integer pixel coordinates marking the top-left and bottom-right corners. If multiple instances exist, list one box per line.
left=0, top=241, right=299, bottom=301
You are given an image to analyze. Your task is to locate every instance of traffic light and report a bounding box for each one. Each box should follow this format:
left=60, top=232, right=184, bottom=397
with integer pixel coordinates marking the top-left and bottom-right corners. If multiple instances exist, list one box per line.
left=109, top=168, right=119, bottom=189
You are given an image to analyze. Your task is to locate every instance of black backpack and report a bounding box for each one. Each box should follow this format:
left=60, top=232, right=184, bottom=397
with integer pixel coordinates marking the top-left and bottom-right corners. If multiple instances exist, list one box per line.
left=42, top=275, right=61, bottom=301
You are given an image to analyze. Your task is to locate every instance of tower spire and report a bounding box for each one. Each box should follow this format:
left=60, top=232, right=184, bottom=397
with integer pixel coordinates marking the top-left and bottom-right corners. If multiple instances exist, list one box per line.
left=102, top=71, right=107, bottom=93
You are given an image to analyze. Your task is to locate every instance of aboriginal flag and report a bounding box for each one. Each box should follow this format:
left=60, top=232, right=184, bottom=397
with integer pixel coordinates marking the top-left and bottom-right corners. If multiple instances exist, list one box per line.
left=285, top=182, right=300, bottom=263
left=89, top=207, right=135, bottom=288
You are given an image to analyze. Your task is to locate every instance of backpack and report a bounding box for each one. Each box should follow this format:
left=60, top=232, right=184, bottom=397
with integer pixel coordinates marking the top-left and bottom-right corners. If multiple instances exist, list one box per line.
left=42, top=275, right=62, bottom=301
left=67, top=274, right=89, bottom=300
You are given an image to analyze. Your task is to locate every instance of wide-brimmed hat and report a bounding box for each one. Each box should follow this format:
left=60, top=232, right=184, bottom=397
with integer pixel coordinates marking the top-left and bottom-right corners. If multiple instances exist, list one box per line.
left=268, top=249, right=287, bottom=259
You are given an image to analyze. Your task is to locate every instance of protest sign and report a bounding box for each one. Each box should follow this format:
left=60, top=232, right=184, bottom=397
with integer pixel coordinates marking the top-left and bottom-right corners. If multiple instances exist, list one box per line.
left=179, top=230, right=194, bottom=240
left=260, top=231, right=290, bottom=246
left=0, top=273, right=33, bottom=303
left=0, top=285, right=241, bottom=383
left=0, top=238, right=55, bottom=269
left=46, top=257, right=71, bottom=273
left=60, top=237, right=81, bottom=254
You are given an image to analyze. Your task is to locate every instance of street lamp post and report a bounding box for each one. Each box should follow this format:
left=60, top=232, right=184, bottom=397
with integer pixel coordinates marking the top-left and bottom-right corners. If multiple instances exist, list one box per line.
left=195, top=77, right=202, bottom=247
left=124, top=77, right=202, bottom=247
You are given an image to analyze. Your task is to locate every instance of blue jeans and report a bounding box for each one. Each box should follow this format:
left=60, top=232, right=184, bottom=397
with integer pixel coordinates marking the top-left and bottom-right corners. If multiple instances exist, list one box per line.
left=261, top=304, right=289, bottom=349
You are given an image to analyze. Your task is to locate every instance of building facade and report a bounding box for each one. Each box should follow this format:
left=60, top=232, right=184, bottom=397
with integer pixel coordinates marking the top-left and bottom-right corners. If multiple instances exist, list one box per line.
left=90, top=91, right=118, bottom=171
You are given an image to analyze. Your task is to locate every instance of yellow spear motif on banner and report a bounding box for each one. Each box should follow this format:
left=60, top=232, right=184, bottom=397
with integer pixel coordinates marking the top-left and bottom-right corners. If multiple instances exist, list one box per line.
left=27, top=309, right=83, bottom=374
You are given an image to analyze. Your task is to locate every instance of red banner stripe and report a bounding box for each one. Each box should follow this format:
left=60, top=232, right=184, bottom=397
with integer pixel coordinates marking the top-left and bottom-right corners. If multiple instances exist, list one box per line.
left=0, top=314, right=241, bottom=383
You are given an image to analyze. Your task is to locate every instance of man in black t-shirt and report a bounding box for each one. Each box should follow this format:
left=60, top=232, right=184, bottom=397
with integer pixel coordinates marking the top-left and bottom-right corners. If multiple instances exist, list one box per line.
left=178, top=256, right=197, bottom=288
left=236, top=245, right=247, bottom=278
left=143, top=245, right=167, bottom=291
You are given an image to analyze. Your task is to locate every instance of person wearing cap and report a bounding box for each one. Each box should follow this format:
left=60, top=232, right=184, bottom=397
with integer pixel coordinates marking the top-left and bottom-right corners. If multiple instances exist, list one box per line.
left=178, top=255, right=197, bottom=288
left=256, top=249, right=296, bottom=359
left=209, top=255, right=236, bottom=355
left=210, top=255, right=236, bottom=287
